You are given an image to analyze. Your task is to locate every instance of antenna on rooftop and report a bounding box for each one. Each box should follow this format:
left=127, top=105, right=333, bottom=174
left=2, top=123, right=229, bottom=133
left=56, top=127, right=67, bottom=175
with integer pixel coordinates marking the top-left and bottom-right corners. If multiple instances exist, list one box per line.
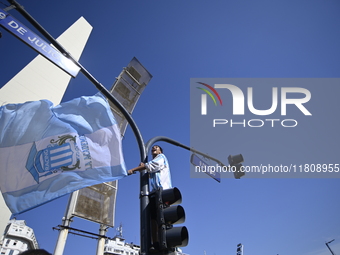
left=116, top=223, right=123, bottom=238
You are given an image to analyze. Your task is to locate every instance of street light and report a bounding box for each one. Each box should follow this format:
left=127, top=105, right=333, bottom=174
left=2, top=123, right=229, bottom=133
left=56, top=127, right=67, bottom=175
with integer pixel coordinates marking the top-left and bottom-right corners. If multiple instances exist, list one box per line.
left=325, top=239, right=335, bottom=255
left=228, top=154, right=245, bottom=179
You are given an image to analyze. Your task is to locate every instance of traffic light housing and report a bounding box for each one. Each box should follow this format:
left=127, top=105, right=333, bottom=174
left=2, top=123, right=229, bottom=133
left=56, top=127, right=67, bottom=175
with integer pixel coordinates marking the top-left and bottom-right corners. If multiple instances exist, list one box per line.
left=236, top=243, right=243, bottom=255
left=228, top=154, right=245, bottom=179
left=149, top=187, right=189, bottom=253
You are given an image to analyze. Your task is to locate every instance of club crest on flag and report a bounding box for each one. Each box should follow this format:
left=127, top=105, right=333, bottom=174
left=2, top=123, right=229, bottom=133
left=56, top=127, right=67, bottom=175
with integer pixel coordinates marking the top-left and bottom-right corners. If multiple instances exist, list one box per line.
left=26, top=135, right=80, bottom=183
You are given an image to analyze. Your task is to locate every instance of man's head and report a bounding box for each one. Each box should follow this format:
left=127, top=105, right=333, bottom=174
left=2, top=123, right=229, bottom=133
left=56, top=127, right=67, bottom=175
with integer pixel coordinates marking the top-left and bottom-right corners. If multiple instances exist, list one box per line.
left=151, top=145, right=163, bottom=158
left=20, top=249, right=52, bottom=255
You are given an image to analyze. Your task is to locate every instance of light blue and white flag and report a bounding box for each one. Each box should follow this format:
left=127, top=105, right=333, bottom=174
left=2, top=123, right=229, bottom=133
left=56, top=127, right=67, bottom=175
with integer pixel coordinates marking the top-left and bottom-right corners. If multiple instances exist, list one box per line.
left=0, top=93, right=126, bottom=215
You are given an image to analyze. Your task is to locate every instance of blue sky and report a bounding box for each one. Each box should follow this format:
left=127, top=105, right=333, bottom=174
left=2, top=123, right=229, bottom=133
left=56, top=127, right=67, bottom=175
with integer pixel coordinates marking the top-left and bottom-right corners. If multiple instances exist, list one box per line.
left=1, top=1, right=340, bottom=255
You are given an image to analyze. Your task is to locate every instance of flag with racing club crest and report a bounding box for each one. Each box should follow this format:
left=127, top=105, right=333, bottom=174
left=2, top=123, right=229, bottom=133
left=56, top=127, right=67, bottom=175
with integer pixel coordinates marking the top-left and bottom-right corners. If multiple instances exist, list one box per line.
left=0, top=93, right=126, bottom=215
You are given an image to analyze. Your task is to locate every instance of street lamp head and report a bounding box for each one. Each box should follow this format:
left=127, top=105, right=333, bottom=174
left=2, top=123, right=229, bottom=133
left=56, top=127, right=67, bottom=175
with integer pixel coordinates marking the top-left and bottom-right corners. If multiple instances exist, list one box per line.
left=228, top=154, right=244, bottom=165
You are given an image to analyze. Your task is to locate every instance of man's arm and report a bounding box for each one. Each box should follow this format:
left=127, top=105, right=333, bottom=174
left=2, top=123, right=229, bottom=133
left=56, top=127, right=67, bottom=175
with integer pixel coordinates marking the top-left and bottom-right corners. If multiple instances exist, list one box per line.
left=128, top=162, right=146, bottom=175
left=128, top=154, right=166, bottom=175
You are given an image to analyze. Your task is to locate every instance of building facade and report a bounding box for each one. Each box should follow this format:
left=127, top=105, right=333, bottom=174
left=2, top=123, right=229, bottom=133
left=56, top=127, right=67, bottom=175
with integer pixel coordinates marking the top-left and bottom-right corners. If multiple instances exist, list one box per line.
left=103, top=236, right=188, bottom=255
left=104, top=236, right=140, bottom=255
left=0, top=219, right=39, bottom=255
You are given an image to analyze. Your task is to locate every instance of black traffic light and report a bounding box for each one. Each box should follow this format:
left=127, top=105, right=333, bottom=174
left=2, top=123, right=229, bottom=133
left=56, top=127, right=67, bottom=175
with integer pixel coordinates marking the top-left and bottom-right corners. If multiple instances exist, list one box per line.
left=236, top=243, right=243, bottom=255
left=228, top=154, right=245, bottom=179
left=149, top=187, right=189, bottom=253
